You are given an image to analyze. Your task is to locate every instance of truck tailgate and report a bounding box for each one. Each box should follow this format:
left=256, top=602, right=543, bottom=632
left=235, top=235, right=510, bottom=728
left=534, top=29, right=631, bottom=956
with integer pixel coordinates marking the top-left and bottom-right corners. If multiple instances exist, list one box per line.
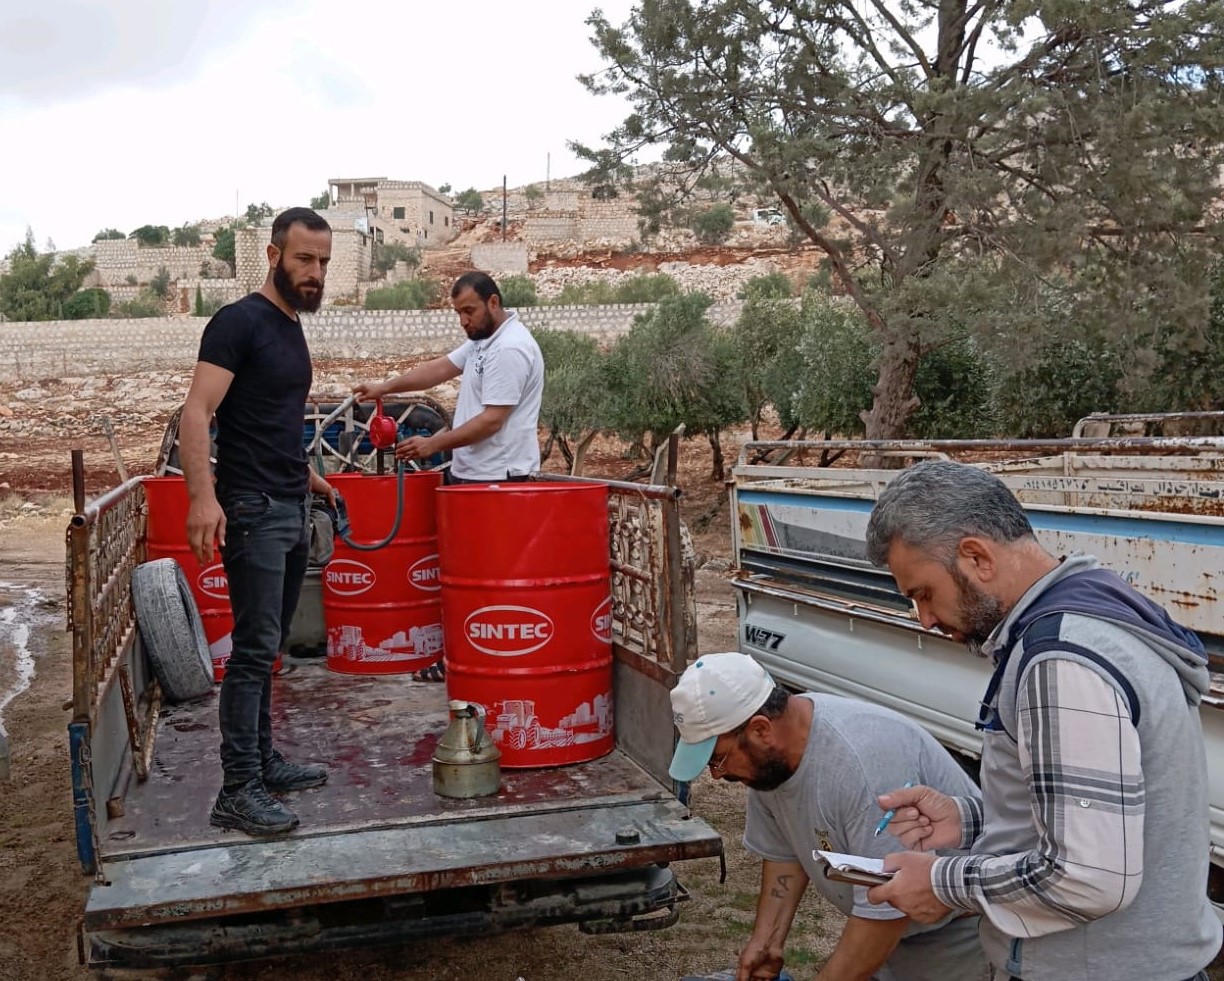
left=85, top=664, right=720, bottom=932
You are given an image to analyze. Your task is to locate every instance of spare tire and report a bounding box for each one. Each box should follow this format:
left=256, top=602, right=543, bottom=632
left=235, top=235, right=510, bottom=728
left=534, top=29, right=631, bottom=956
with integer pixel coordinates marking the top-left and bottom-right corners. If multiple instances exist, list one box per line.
left=131, top=559, right=214, bottom=702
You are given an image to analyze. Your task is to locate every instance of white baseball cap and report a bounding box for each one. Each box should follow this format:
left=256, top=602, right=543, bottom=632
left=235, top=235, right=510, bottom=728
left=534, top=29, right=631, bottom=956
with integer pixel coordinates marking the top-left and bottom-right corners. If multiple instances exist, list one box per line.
left=668, top=652, right=776, bottom=781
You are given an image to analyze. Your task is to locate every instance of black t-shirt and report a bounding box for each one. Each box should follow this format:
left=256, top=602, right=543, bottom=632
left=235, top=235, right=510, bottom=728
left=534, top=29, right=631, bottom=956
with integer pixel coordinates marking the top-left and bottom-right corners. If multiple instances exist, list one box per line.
left=197, top=292, right=312, bottom=498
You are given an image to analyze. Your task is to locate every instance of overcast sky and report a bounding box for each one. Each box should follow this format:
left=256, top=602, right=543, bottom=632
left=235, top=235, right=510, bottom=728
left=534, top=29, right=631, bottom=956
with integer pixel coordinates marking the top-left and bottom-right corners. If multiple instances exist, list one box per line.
left=0, top=0, right=641, bottom=253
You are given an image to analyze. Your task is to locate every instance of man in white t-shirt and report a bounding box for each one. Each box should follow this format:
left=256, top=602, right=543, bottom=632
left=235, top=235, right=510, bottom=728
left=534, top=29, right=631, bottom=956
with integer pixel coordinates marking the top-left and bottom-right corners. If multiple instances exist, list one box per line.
left=353, top=271, right=544, bottom=483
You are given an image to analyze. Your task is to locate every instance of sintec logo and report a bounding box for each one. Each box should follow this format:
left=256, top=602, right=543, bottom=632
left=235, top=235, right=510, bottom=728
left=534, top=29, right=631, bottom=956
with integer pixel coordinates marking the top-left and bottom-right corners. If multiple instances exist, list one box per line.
left=407, top=553, right=441, bottom=592
left=325, top=559, right=376, bottom=596
left=198, top=563, right=229, bottom=600
left=465, top=605, right=553, bottom=657
left=590, top=595, right=612, bottom=643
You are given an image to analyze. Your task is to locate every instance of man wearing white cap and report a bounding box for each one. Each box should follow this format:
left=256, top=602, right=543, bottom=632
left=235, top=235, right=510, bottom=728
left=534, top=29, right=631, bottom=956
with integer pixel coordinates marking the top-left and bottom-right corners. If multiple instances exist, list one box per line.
left=670, top=652, right=988, bottom=981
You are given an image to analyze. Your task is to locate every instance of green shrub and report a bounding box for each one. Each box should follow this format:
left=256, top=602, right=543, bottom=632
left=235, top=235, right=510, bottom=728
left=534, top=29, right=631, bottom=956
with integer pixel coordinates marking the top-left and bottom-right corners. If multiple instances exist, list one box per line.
left=92, top=228, right=126, bottom=242
left=615, top=273, right=681, bottom=304
left=63, top=288, right=111, bottom=320
left=212, top=227, right=235, bottom=272
left=373, top=242, right=421, bottom=275
left=364, top=279, right=440, bottom=310
left=910, top=333, right=998, bottom=438
left=150, top=266, right=171, bottom=299
left=737, top=272, right=793, bottom=301
left=551, top=273, right=681, bottom=306
left=995, top=336, right=1123, bottom=437
left=114, top=289, right=164, bottom=318
left=689, top=203, right=736, bottom=245
left=454, top=188, right=484, bottom=215
left=603, top=292, right=746, bottom=478
left=552, top=280, right=617, bottom=306
left=172, top=224, right=201, bottom=247
left=790, top=296, right=876, bottom=436
left=130, top=225, right=170, bottom=247
left=499, top=275, right=538, bottom=307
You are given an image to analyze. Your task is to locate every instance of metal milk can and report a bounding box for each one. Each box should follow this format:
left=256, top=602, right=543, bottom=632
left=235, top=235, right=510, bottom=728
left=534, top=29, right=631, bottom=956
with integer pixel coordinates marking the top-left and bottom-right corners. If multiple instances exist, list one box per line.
left=432, top=700, right=502, bottom=798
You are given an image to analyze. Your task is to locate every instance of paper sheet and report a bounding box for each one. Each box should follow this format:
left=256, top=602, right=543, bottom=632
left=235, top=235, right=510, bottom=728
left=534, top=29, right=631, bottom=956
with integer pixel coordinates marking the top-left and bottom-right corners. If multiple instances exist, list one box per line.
left=813, top=850, right=889, bottom=874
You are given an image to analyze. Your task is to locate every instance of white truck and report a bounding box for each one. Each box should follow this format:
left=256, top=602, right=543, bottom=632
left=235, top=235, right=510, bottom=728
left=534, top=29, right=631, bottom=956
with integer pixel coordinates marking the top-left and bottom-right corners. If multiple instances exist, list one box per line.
left=727, top=414, right=1224, bottom=910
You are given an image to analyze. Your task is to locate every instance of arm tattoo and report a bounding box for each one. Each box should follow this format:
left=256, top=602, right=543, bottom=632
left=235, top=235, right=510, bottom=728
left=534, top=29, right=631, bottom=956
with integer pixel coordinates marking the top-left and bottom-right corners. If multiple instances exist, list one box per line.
left=769, top=873, right=795, bottom=899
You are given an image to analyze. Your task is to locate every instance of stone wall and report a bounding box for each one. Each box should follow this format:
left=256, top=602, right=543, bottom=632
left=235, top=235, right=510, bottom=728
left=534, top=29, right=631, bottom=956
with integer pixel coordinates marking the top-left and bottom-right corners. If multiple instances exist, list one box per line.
left=471, top=243, right=529, bottom=275
left=522, top=216, right=580, bottom=244
left=234, top=226, right=266, bottom=294
left=172, top=279, right=244, bottom=314
left=0, top=301, right=742, bottom=380
left=88, top=239, right=220, bottom=286
left=325, top=228, right=373, bottom=303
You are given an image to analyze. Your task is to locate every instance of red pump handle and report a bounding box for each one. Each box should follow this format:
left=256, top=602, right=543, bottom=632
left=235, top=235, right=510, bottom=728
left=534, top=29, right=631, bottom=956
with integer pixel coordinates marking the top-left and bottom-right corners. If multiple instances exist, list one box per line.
left=368, top=398, right=399, bottom=450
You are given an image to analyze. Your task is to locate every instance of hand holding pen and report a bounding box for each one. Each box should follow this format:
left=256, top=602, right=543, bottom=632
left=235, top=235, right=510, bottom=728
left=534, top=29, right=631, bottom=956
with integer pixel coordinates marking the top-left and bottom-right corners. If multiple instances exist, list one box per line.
left=874, top=783, right=964, bottom=851
left=874, top=781, right=914, bottom=837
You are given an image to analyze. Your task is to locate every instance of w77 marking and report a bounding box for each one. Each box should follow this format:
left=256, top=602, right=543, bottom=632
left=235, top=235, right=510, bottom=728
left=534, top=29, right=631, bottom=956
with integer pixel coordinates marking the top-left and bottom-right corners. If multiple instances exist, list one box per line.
left=744, top=625, right=785, bottom=651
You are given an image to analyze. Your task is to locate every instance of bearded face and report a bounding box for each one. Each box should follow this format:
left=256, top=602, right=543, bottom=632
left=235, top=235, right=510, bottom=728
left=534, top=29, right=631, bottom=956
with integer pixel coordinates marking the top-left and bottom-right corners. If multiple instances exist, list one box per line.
left=949, top=562, right=1007, bottom=656
left=273, top=254, right=324, bottom=313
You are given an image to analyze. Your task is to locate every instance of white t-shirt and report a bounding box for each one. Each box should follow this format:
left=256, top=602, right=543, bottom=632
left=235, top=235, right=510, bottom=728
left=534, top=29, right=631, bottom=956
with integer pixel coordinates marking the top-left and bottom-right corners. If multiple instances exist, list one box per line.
left=446, top=312, right=544, bottom=480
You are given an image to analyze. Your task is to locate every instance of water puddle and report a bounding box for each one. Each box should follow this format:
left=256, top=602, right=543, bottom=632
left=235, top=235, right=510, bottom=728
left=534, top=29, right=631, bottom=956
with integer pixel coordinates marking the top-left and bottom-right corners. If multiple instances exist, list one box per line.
left=0, top=582, right=46, bottom=737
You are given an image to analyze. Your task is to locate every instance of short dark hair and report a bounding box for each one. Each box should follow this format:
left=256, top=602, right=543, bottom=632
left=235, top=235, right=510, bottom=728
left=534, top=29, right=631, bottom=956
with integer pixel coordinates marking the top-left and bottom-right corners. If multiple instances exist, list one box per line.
left=451, top=270, right=501, bottom=302
left=271, top=208, right=331, bottom=248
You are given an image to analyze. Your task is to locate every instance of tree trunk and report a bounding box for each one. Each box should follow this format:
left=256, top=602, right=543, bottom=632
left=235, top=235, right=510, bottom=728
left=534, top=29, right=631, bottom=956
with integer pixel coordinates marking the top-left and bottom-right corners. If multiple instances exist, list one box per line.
left=707, top=430, right=725, bottom=481
left=860, top=337, right=923, bottom=440
left=540, top=432, right=556, bottom=464
left=570, top=430, right=600, bottom=477
left=558, top=435, right=574, bottom=469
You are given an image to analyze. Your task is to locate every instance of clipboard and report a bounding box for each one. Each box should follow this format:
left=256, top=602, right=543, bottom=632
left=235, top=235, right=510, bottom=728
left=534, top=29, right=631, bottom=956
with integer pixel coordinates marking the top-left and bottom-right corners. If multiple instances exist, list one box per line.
left=813, top=849, right=895, bottom=887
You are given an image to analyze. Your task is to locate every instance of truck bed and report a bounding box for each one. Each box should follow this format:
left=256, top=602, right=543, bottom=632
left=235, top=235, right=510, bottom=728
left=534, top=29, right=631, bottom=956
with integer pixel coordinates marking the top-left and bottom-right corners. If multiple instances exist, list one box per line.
left=87, top=661, right=717, bottom=934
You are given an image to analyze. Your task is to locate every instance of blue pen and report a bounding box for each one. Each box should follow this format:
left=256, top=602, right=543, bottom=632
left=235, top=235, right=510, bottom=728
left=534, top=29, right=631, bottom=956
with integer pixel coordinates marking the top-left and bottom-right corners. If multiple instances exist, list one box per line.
left=874, top=781, right=914, bottom=837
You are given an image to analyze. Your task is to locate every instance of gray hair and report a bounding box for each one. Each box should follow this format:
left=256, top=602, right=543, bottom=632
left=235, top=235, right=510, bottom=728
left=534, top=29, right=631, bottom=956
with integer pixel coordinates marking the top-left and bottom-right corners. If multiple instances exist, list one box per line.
left=865, top=461, right=1035, bottom=567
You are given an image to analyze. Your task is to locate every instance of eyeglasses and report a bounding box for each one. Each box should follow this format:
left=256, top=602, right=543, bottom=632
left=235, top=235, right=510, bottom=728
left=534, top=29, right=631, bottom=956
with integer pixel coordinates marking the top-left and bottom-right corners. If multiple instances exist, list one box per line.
left=709, top=744, right=733, bottom=774
left=708, top=718, right=755, bottom=775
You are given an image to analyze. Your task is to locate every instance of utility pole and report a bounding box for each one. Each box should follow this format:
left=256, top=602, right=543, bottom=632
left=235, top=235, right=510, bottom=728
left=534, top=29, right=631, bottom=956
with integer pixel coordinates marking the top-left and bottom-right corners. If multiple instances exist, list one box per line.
left=546, top=153, right=551, bottom=191
left=502, top=175, right=508, bottom=242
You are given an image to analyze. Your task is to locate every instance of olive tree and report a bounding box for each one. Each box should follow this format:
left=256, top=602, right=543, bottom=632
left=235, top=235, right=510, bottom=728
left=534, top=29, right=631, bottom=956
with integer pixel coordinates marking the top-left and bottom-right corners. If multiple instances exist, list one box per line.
left=604, top=292, right=746, bottom=479
left=533, top=328, right=607, bottom=472
left=577, top=0, right=1224, bottom=438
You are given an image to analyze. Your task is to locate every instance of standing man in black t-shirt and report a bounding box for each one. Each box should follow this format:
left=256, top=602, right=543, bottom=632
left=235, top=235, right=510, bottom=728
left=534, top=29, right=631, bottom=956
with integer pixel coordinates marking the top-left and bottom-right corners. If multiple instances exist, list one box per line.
left=180, top=207, right=337, bottom=836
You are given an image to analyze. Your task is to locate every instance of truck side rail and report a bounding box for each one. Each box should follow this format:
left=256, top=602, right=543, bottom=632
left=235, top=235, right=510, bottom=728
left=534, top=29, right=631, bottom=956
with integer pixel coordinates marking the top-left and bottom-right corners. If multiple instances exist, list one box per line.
left=736, top=436, right=1224, bottom=469
left=535, top=474, right=698, bottom=785
left=66, top=469, right=155, bottom=876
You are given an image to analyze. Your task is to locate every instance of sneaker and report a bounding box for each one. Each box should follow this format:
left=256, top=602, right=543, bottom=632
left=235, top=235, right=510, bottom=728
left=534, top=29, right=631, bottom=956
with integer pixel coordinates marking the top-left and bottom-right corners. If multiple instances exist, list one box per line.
left=210, top=778, right=299, bottom=836
left=263, top=749, right=328, bottom=792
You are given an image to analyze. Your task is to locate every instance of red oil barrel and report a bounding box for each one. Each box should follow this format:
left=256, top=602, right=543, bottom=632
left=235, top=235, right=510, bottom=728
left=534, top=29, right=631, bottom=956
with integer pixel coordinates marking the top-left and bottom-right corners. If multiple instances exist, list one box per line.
left=142, top=476, right=239, bottom=682
left=323, top=470, right=444, bottom=675
left=438, top=482, right=614, bottom=768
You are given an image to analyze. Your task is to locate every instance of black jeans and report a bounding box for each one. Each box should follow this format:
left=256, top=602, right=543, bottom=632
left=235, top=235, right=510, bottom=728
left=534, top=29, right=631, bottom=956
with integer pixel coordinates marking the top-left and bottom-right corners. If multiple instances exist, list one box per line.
left=217, top=489, right=309, bottom=786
